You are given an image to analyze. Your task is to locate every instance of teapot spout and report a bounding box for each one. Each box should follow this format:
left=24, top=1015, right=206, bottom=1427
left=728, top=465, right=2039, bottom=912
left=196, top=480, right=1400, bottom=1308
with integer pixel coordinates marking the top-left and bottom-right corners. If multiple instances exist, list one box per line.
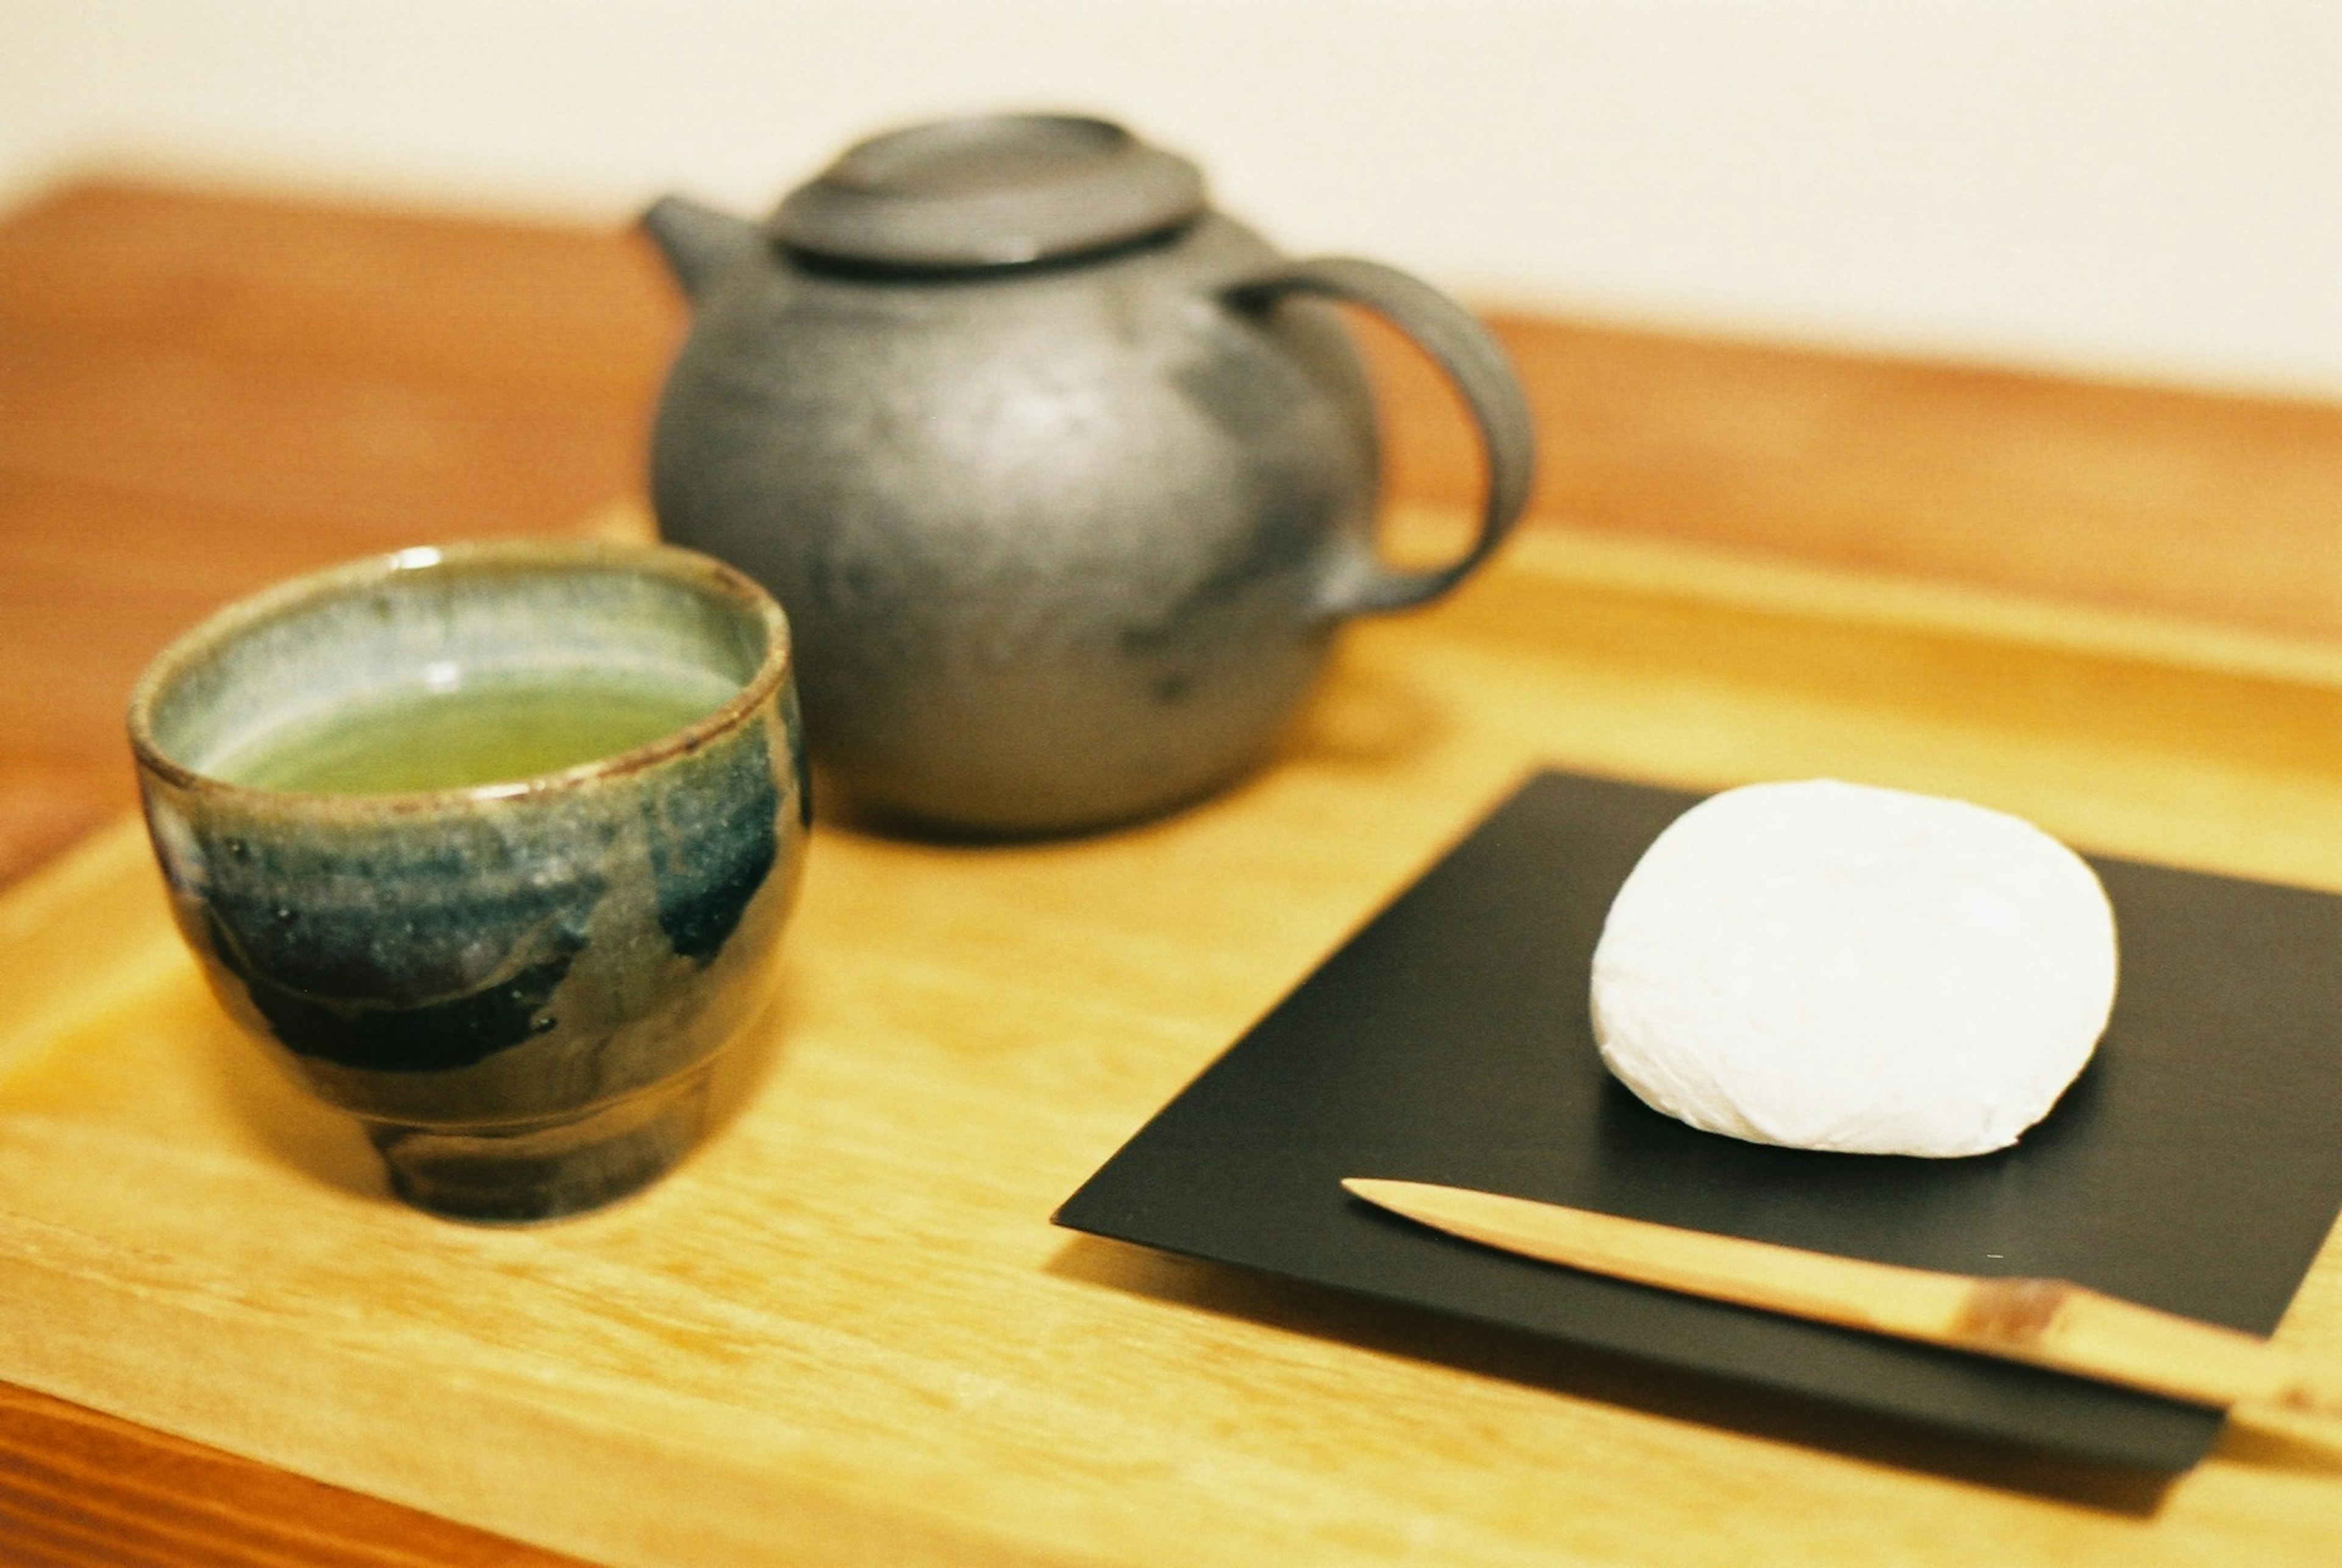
left=640, top=195, right=764, bottom=303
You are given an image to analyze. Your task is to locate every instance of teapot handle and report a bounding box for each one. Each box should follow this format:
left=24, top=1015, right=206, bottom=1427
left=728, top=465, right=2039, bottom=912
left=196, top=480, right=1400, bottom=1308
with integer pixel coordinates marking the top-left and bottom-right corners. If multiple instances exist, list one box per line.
left=1223, top=257, right=1536, bottom=618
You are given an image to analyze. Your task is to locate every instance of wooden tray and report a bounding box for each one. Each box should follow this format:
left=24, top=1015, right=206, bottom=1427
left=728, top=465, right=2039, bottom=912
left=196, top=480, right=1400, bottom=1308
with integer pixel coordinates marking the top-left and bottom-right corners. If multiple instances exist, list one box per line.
left=4, top=509, right=2341, bottom=1567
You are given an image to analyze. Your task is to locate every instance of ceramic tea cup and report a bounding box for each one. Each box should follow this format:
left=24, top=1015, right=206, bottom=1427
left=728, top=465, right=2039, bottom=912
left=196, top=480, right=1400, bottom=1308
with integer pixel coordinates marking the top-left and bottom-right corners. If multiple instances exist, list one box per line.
left=127, top=539, right=808, bottom=1223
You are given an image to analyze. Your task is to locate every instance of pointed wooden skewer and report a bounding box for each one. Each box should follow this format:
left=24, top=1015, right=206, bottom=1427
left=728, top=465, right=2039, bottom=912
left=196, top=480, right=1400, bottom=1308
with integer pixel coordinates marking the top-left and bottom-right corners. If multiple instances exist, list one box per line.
left=1342, top=1177, right=2342, bottom=1419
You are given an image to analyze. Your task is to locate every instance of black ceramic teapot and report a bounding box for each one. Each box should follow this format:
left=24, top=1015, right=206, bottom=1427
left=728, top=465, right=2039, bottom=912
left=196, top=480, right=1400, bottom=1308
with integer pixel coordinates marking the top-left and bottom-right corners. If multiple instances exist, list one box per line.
left=644, top=113, right=1533, bottom=834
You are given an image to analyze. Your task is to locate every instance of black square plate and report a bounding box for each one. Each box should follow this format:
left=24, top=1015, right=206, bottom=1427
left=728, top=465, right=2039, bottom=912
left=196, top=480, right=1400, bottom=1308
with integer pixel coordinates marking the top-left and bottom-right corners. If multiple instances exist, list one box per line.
left=1054, top=770, right=2342, bottom=1469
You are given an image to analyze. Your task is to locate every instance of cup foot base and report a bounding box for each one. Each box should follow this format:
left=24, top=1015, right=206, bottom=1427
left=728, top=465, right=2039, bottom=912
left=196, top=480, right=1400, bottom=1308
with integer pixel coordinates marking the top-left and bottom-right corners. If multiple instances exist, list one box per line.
left=367, top=1074, right=711, bottom=1224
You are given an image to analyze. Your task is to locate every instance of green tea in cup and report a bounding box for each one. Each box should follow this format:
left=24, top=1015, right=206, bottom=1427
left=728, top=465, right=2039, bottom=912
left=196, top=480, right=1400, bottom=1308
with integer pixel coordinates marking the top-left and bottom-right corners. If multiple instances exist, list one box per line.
left=128, top=540, right=808, bottom=1223
left=213, top=666, right=739, bottom=795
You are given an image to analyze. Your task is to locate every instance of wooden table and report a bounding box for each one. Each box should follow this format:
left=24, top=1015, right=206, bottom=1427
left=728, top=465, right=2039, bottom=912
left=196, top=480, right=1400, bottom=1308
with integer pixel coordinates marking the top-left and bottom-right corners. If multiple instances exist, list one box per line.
left=4, top=181, right=2342, bottom=1566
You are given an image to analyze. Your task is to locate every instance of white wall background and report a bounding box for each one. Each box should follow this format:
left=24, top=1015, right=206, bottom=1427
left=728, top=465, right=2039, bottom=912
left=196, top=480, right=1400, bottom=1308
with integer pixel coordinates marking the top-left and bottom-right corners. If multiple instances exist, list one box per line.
left=4, top=0, right=2338, bottom=396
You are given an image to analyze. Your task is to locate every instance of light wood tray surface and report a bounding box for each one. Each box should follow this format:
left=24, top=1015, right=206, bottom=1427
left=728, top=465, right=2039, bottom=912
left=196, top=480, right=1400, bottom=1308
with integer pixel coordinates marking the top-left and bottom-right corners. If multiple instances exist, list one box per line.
left=3, top=508, right=2340, bottom=1567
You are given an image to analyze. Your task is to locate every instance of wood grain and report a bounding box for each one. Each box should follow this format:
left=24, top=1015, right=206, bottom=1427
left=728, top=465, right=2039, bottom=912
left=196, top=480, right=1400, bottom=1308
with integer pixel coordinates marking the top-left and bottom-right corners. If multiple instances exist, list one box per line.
left=0, top=181, right=680, bottom=892
left=3, top=177, right=2341, bottom=1566
left=1349, top=310, right=2342, bottom=637
left=6, top=513, right=2342, bottom=1565
left=0, top=1383, right=560, bottom=1567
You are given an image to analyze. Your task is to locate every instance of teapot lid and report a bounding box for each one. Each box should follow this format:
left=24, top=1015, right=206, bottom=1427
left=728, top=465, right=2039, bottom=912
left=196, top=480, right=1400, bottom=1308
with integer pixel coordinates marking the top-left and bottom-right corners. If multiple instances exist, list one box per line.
left=770, top=113, right=1206, bottom=270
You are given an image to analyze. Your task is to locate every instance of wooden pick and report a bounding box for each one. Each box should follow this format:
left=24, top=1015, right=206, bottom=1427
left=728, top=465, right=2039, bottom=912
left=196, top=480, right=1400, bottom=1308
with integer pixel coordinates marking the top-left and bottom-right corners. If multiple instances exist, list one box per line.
left=1342, top=1177, right=2342, bottom=1419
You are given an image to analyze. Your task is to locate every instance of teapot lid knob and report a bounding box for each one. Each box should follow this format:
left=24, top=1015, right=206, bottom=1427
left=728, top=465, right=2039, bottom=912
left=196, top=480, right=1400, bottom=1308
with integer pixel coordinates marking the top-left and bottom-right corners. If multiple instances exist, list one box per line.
left=770, top=113, right=1206, bottom=270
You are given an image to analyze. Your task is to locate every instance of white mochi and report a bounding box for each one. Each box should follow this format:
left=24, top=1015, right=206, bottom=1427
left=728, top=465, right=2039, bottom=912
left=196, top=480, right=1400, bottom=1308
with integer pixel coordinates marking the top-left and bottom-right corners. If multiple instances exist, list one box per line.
left=1590, top=779, right=2116, bottom=1157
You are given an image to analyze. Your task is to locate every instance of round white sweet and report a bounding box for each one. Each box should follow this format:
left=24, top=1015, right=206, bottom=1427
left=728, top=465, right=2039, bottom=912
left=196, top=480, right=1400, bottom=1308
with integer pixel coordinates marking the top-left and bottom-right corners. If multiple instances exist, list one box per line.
left=1590, top=779, right=2117, bottom=1157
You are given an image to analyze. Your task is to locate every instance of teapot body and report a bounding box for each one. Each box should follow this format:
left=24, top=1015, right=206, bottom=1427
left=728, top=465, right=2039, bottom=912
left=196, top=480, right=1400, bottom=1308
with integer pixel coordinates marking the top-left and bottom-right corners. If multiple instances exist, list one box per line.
left=650, top=213, right=1381, bottom=833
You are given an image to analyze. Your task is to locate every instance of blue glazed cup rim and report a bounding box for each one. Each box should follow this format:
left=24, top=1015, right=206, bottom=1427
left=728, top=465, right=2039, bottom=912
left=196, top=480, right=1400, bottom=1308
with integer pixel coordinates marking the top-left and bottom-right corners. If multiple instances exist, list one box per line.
left=127, top=537, right=793, bottom=812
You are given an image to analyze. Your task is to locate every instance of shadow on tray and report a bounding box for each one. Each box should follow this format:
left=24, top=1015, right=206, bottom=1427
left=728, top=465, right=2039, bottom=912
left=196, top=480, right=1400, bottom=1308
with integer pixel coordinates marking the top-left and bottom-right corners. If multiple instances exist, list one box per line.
left=1044, top=1232, right=2218, bottom=1516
